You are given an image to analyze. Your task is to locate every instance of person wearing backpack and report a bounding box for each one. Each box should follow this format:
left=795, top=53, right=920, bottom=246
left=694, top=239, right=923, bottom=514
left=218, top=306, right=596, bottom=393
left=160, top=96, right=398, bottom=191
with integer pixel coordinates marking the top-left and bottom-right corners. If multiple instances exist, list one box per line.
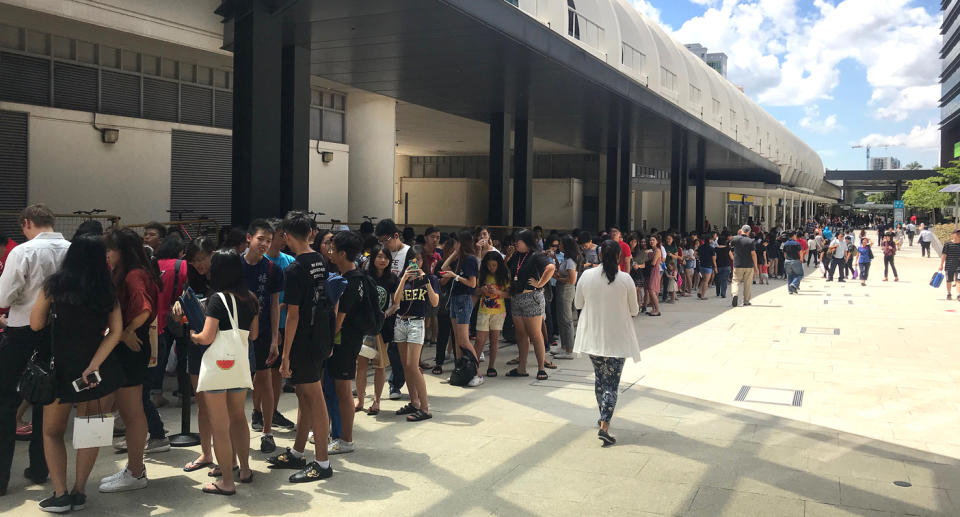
left=326, top=231, right=379, bottom=455
left=392, top=246, right=439, bottom=421
left=270, top=212, right=333, bottom=483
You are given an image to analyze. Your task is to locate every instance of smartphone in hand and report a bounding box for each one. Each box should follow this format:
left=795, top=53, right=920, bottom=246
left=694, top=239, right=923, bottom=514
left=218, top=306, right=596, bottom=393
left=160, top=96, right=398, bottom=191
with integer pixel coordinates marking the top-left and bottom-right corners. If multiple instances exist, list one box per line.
left=72, top=371, right=102, bottom=392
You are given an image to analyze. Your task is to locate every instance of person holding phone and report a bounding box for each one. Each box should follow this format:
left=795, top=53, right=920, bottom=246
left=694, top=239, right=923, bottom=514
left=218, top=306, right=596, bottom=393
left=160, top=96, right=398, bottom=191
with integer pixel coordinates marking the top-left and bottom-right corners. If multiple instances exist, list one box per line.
left=29, top=235, right=124, bottom=513
left=392, top=246, right=439, bottom=420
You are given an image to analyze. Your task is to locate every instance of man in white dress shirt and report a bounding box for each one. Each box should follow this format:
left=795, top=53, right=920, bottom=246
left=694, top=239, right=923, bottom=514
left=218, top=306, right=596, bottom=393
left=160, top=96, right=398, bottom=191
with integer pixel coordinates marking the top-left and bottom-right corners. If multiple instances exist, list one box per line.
left=0, top=205, right=70, bottom=495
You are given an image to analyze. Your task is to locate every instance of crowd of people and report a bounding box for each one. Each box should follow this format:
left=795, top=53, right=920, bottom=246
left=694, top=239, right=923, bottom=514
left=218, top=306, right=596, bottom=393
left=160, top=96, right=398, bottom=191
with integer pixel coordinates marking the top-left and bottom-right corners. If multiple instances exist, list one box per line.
left=1, top=203, right=954, bottom=513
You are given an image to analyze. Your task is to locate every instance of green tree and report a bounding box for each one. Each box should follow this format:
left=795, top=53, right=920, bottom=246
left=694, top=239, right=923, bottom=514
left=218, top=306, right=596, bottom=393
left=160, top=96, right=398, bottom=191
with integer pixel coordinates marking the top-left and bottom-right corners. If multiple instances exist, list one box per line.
left=854, top=191, right=867, bottom=204
left=866, top=192, right=894, bottom=203
left=904, top=161, right=923, bottom=170
left=901, top=177, right=952, bottom=210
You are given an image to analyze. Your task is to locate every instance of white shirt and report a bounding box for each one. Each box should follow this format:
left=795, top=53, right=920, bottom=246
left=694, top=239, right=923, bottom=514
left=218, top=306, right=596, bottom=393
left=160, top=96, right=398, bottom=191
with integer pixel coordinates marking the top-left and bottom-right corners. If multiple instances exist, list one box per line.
left=830, top=238, right=845, bottom=259
left=0, top=232, right=70, bottom=327
left=389, top=243, right=411, bottom=277
left=919, top=229, right=934, bottom=242
left=573, top=267, right=641, bottom=362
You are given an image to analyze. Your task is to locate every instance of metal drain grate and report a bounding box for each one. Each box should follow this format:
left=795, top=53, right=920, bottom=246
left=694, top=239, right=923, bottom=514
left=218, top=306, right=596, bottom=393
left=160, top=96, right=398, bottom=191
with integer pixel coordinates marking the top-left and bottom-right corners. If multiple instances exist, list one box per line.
left=801, top=327, right=840, bottom=335
left=735, top=385, right=804, bottom=407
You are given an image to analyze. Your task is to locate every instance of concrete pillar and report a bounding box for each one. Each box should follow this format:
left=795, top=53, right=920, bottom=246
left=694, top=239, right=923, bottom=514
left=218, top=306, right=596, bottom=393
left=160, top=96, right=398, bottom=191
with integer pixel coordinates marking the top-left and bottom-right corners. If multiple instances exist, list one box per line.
left=513, top=118, right=533, bottom=227
left=618, top=121, right=631, bottom=230
left=347, top=91, right=396, bottom=222
left=489, top=112, right=511, bottom=226
left=605, top=121, right=622, bottom=230
left=677, top=130, right=689, bottom=233
left=230, top=1, right=283, bottom=225
left=695, top=137, right=706, bottom=234
left=669, top=125, right=683, bottom=230
left=280, top=43, right=310, bottom=213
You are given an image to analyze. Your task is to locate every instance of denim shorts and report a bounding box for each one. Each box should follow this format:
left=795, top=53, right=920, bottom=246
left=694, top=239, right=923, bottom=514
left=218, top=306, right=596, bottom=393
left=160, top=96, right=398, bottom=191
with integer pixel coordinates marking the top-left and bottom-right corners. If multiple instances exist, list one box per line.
left=699, top=267, right=714, bottom=275
left=394, top=317, right=425, bottom=345
left=449, top=294, right=474, bottom=325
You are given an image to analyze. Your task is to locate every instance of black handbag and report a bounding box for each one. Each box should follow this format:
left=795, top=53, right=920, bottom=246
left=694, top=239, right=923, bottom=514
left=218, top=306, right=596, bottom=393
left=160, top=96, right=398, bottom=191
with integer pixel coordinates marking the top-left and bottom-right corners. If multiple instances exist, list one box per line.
left=17, top=307, right=56, bottom=406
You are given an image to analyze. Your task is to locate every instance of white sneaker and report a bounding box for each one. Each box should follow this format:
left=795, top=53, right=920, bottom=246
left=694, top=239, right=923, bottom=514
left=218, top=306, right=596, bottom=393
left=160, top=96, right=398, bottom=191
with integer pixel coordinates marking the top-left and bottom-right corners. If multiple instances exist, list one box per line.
left=308, top=431, right=315, bottom=445
left=145, top=437, right=170, bottom=454
left=99, top=465, right=128, bottom=485
left=478, top=352, right=485, bottom=362
left=328, top=439, right=355, bottom=455
left=549, top=348, right=561, bottom=356
left=468, top=375, right=485, bottom=387
left=554, top=351, right=574, bottom=360
left=99, top=466, right=147, bottom=493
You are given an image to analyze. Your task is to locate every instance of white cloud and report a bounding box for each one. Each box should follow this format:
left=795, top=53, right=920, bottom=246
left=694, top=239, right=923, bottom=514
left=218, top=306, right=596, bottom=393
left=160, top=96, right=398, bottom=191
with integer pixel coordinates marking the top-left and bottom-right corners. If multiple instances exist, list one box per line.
left=798, top=105, right=838, bottom=133
left=630, top=0, right=667, bottom=27
left=855, top=122, right=939, bottom=151
left=665, top=0, right=939, bottom=121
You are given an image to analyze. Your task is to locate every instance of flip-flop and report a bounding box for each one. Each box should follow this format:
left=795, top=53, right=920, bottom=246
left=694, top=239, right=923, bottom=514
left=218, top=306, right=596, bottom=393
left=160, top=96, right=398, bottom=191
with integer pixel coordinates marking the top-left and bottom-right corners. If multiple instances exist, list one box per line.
left=354, top=406, right=365, bottom=413
left=505, top=368, right=529, bottom=377
left=366, top=407, right=380, bottom=416
left=486, top=368, right=498, bottom=377
left=208, top=466, right=240, bottom=477
left=183, top=460, right=214, bottom=473
left=238, top=471, right=254, bottom=484
left=536, top=370, right=549, bottom=380
left=543, top=361, right=558, bottom=369
left=506, top=358, right=520, bottom=365
left=202, top=482, right=236, bottom=496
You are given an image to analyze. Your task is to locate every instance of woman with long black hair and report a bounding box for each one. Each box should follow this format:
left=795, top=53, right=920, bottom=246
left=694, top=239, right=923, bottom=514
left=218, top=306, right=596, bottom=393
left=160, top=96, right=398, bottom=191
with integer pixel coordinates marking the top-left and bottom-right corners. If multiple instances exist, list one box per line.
left=29, top=235, right=124, bottom=512
left=99, top=228, right=160, bottom=493
left=474, top=251, right=510, bottom=376
left=439, top=231, right=480, bottom=385
left=355, top=245, right=397, bottom=415
left=552, top=235, right=581, bottom=359
left=189, top=249, right=259, bottom=495
left=504, top=230, right=555, bottom=380
left=574, top=240, right=640, bottom=446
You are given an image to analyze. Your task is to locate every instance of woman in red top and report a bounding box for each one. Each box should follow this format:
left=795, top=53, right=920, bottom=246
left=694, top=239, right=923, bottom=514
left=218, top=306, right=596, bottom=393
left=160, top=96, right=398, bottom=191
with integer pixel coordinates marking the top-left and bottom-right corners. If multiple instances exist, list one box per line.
left=100, top=228, right=160, bottom=493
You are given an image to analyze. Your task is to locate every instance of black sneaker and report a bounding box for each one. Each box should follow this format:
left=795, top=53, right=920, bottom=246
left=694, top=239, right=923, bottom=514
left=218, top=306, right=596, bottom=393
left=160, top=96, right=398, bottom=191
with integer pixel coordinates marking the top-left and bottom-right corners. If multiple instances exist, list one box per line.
left=732, top=296, right=738, bottom=307
left=597, top=429, right=617, bottom=447
left=251, top=410, right=263, bottom=432
left=282, top=382, right=296, bottom=394
left=289, top=461, right=333, bottom=483
left=71, top=492, right=86, bottom=511
left=273, top=410, right=296, bottom=429
left=39, top=492, right=72, bottom=513
left=266, top=448, right=306, bottom=469
left=260, top=435, right=276, bottom=454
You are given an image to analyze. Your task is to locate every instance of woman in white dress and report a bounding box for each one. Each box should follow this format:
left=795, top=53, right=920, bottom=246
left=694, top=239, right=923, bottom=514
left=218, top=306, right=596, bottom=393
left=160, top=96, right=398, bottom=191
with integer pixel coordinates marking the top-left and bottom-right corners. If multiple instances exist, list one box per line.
left=573, top=240, right=641, bottom=446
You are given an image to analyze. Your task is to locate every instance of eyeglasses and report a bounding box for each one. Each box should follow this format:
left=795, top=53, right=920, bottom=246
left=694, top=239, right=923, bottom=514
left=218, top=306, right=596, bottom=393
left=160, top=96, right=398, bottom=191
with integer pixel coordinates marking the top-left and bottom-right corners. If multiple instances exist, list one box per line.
left=378, top=235, right=395, bottom=244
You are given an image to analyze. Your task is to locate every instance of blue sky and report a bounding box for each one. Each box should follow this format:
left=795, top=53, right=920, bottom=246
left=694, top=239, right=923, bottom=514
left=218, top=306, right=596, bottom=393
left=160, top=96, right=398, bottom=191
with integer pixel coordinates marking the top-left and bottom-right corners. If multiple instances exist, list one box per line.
left=633, top=0, right=941, bottom=170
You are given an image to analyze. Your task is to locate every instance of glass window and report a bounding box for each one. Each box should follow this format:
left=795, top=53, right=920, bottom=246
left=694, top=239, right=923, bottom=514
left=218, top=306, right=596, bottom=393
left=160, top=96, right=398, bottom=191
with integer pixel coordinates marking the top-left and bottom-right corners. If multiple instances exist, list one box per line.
left=122, top=49, right=140, bottom=72
left=26, top=30, right=49, bottom=55
left=214, top=69, right=228, bottom=88
left=53, top=36, right=72, bottom=59
left=309, top=107, right=321, bottom=140
left=0, top=24, right=22, bottom=50
left=324, top=92, right=335, bottom=108
left=660, top=67, right=676, bottom=91
left=181, top=63, right=196, bottom=83
left=333, top=93, right=344, bottom=110
left=76, top=41, right=96, bottom=64
left=311, top=89, right=322, bottom=106
left=322, top=110, right=344, bottom=143
left=197, top=66, right=212, bottom=86
left=689, top=85, right=701, bottom=104
left=162, top=58, right=178, bottom=79
left=101, top=45, right=120, bottom=68
left=142, top=54, right=159, bottom=76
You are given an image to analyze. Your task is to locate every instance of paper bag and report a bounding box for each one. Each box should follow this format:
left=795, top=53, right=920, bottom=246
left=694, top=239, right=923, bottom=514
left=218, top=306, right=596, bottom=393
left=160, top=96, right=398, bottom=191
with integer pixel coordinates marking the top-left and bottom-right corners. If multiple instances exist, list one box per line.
left=72, top=413, right=115, bottom=449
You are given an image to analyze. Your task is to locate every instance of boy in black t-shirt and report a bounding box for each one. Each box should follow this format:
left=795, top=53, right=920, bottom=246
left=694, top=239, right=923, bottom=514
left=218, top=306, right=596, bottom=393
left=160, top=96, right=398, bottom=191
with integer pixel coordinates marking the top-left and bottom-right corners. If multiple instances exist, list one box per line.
left=269, top=212, right=333, bottom=483
left=326, top=232, right=365, bottom=455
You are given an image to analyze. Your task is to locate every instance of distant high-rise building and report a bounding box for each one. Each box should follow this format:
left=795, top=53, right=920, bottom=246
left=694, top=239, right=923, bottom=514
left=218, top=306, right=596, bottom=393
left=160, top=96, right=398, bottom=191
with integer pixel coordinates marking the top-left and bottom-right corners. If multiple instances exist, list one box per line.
left=684, top=43, right=728, bottom=77
left=941, top=2, right=960, bottom=165
left=870, top=157, right=901, bottom=170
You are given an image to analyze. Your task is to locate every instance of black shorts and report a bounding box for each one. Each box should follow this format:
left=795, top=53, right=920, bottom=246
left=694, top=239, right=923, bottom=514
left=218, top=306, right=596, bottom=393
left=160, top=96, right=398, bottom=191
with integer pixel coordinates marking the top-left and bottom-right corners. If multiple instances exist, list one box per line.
left=188, top=343, right=206, bottom=376
left=326, top=330, right=362, bottom=381
left=116, top=326, right=151, bottom=387
left=289, top=356, right=323, bottom=385
left=948, top=270, right=959, bottom=283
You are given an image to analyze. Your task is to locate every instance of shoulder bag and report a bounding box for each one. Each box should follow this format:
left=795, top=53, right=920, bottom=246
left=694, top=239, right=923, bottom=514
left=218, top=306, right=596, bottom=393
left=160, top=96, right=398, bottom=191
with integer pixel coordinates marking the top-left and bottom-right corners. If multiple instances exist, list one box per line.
left=196, top=293, right=253, bottom=392
left=17, top=305, right=57, bottom=406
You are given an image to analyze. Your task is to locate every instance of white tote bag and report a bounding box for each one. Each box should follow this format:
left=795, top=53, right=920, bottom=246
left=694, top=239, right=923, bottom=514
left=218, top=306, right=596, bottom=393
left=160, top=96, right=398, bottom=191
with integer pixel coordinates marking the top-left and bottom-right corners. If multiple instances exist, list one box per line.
left=196, top=293, right=253, bottom=393
left=72, top=406, right=114, bottom=450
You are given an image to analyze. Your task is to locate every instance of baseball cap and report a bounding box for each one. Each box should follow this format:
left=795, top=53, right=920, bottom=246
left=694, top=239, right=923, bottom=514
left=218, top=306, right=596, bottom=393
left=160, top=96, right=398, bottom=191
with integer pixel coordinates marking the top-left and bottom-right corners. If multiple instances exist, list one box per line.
left=740, top=225, right=751, bottom=233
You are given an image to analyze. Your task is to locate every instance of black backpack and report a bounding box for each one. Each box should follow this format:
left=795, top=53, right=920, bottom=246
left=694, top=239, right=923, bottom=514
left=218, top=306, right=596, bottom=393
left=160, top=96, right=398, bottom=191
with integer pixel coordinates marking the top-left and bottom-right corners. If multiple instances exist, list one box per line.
left=449, top=353, right=478, bottom=387
left=344, top=271, right=385, bottom=336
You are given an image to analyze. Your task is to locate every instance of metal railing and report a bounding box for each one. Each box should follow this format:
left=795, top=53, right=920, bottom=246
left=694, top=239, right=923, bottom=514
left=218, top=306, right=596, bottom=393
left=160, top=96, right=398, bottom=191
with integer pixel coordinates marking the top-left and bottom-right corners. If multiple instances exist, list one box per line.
left=0, top=211, right=120, bottom=241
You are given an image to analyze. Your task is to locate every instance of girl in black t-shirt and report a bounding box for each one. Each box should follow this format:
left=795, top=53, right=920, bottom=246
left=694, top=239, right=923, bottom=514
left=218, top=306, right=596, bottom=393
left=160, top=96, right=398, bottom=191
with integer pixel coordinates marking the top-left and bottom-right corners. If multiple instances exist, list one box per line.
left=189, top=249, right=258, bottom=495
left=355, top=246, right=397, bottom=415
left=504, top=230, right=555, bottom=380
left=393, top=246, right=439, bottom=420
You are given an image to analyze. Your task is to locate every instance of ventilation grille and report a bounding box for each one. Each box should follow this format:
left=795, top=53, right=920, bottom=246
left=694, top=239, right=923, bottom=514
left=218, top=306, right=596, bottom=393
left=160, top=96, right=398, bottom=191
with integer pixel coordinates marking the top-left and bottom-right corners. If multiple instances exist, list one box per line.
left=0, top=52, right=50, bottom=106
left=171, top=130, right=232, bottom=227
left=0, top=110, right=28, bottom=237
left=180, top=84, right=212, bottom=126
left=53, top=62, right=98, bottom=112
left=143, top=78, right=178, bottom=122
left=100, top=70, right=140, bottom=118
left=214, top=90, right=232, bottom=129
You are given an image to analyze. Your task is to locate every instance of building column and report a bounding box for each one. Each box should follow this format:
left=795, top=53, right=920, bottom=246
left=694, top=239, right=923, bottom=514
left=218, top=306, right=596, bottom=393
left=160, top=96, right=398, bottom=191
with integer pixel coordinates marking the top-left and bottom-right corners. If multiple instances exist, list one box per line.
left=513, top=117, right=533, bottom=227
left=669, top=125, right=683, bottom=230
left=346, top=91, right=397, bottom=222
left=280, top=43, right=310, bottom=213
left=618, top=118, right=631, bottom=230
left=695, top=137, right=706, bottom=234
left=230, top=1, right=283, bottom=225
left=895, top=179, right=903, bottom=200
left=489, top=112, right=511, bottom=226
left=677, top=130, right=689, bottom=233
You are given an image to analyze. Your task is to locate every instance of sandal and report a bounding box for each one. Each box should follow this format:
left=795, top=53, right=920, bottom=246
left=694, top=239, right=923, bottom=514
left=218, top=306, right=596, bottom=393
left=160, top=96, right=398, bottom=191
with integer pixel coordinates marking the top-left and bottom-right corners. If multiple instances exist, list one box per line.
left=202, top=482, right=236, bottom=496
left=431, top=365, right=443, bottom=375
left=486, top=368, right=498, bottom=377
left=647, top=312, right=661, bottom=317
left=238, top=471, right=254, bottom=484
left=183, top=459, right=214, bottom=473
left=505, top=368, right=529, bottom=377
left=208, top=466, right=239, bottom=478
left=506, top=358, right=520, bottom=365
left=543, top=361, right=558, bottom=369
left=366, top=407, right=380, bottom=416
left=407, top=409, right=433, bottom=422
left=419, top=361, right=431, bottom=370
left=536, top=370, right=548, bottom=380
left=354, top=405, right=364, bottom=413
left=395, top=403, right=418, bottom=416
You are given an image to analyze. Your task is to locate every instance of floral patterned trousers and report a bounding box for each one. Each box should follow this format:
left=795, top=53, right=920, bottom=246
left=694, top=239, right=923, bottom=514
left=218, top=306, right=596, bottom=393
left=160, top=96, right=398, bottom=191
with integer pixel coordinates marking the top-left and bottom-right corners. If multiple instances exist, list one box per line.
left=589, top=355, right=626, bottom=423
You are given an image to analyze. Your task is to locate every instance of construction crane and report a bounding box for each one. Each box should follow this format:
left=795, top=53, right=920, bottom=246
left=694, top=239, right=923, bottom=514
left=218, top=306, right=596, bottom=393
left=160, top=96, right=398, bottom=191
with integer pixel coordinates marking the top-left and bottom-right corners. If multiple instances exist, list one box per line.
left=850, top=144, right=890, bottom=170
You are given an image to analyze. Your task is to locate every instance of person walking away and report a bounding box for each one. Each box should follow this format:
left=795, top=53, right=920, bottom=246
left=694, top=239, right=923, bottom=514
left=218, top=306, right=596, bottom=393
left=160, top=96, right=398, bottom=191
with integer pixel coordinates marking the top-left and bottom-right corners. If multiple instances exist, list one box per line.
left=714, top=236, right=731, bottom=298
left=843, top=236, right=857, bottom=279
left=906, top=222, right=916, bottom=246
left=939, top=229, right=960, bottom=300
left=189, top=249, right=258, bottom=496
left=573, top=240, right=641, bottom=446
left=918, top=225, right=934, bottom=258
left=29, top=235, right=123, bottom=512
left=782, top=232, right=805, bottom=294
left=695, top=238, right=716, bottom=300
left=392, top=247, right=439, bottom=421
left=857, top=238, right=874, bottom=286
left=99, top=228, right=160, bottom=493
left=730, top=225, right=758, bottom=307
left=882, top=234, right=899, bottom=281
left=475, top=251, right=509, bottom=375
left=0, top=205, right=69, bottom=495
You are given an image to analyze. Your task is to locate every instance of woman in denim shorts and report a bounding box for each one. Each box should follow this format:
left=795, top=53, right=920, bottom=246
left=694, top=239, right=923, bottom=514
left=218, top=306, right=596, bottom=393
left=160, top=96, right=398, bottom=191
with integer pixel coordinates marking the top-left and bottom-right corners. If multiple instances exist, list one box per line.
left=393, top=246, right=440, bottom=420
left=439, top=231, right=481, bottom=384
left=505, top=230, right=556, bottom=380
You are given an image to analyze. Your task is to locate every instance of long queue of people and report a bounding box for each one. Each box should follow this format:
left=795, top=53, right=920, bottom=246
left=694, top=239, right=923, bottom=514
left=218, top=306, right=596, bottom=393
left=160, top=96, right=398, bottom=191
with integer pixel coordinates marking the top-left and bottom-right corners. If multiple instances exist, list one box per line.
left=1, top=203, right=916, bottom=513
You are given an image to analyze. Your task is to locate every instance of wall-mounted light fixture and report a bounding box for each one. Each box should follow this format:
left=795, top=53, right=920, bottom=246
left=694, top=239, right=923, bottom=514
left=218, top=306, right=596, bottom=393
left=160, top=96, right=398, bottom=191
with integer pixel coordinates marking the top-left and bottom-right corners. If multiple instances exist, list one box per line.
left=321, top=151, right=333, bottom=163
left=91, top=113, right=119, bottom=144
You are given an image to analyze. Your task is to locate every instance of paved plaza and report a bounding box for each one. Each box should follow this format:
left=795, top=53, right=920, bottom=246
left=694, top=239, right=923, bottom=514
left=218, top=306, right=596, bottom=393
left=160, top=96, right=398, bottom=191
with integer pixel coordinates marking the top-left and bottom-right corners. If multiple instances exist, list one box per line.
left=1, top=243, right=958, bottom=516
